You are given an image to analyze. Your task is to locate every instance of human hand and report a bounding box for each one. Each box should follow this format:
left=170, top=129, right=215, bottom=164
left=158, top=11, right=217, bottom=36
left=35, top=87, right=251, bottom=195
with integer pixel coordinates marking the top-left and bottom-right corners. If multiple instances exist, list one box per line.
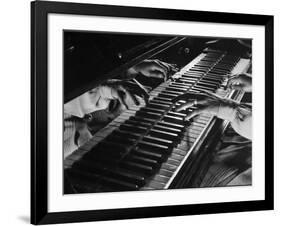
left=227, top=73, right=252, bottom=92
left=173, top=91, right=237, bottom=121
left=125, top=59, right=178, bottom=81
left=173, top=91, right=252, bottom=139
left=99, top=79, right=149, bottom=109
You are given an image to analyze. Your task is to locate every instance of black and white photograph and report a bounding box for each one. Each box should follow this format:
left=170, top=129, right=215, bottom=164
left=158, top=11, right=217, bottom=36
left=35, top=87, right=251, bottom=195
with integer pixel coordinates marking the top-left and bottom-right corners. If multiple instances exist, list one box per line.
left=63, top=31, right=253, bottom=194
left=29, top=1, right=274, bottom=224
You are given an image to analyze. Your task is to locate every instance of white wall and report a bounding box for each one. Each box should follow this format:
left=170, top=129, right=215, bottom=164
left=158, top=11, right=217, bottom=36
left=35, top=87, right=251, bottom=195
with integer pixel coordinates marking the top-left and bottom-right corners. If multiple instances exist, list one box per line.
left=0, top=0, right=279, bottom=225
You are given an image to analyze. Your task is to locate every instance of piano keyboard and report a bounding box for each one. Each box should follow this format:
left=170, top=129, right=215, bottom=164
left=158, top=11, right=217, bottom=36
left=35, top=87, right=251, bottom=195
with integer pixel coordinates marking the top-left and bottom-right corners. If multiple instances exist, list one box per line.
left=64, top=50, right=250, bottom=193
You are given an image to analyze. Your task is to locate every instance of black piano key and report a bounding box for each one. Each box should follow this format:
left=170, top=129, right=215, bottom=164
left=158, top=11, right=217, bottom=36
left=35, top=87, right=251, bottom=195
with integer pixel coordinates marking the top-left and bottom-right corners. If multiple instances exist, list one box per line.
left=182, top=74, right=202, bottom=79
left=136, top=110, right=162, bottom=120
left=148, top=129, right=179, bottom=142
left=143, top=135, right=174, bottom=148
left=119, top=124, right=148, bottom=133
left=133, top=148, right=164, bottom=162
left=157, top=121, right=185, bottom=130
left=140, top=107, right=165, bottom=114
left=189, top=68, right=208, bottom=73
left=170, top=82, right=191, bottom=88
left=197, top=81, right=219, bottom=89
left=166, top=111, right=186, bottom=118
left=112, top=129, right=141, bottom=139
left=178, top=78, right=197, bottom=83
left=125, top=154, right=160, bottom=169
left=150, top=99, right=172, bottom=106
left=158, top=93, right=178, bottom=99
left=147, top=102, right=170, bottom=110
left=162, top=115, right=184, bottom=124
left=165, top=87, right=188, bottom=92
left=194, top=63, right=213, bottom=67
left=88, top=142, right=129, bottom=159
left=190, top=87, right=211, bottom=93
left=193, top=85, right=215, bottom=92
left=153, top=124, right=182, bottom=135
left=160, top=90, right=184, bottom=96
left=202, top=76, right=222, bottom=82
left=138, top=140, right=170, bottom=153
left=120, top=161, right=154, bottom=175
left=125, top=119, right=152, bottom=128
left=129, top=116, right=155, bottom=125
left=207, top=71, right=224, bottom=77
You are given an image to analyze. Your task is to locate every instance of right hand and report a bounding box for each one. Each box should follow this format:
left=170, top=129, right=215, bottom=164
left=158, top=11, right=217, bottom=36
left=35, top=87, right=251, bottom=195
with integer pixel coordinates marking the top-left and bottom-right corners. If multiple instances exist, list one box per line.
left=173, top=90, right=252, bottom=140
left=227, top=73, right=252, bottom=92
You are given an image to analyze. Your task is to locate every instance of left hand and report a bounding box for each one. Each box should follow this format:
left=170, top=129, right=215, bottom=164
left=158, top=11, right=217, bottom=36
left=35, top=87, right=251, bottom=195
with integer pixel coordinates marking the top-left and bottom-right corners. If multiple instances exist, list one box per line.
left=125, top=59, right=178, bottom=81
left=99, top=79, right=150, bottom=108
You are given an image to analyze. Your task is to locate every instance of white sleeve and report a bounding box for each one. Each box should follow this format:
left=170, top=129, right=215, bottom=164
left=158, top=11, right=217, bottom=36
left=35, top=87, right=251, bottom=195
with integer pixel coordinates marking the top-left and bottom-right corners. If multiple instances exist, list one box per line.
left=217, top=101, right=252, bottom=140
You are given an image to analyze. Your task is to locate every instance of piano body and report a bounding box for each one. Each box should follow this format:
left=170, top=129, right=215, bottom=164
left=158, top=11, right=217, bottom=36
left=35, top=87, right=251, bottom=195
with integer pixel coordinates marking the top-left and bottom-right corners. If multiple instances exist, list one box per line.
left=64, top=31, right=251, bottom=193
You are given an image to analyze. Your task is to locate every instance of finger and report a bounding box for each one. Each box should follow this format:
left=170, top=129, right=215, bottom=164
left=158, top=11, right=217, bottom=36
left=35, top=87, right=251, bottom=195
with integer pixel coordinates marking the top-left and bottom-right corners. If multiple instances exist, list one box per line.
left=116, top=90, right=129, bottom=109
left=228, top=74, right=240, bottom=80
left=150, top=62, right=168, bottom=78
left=184, top=106, right=208, bottom=121
left=154, top=60, right=170, bottom=72
left=172, top=91, right=209, bottom=103
left=119, top=85, right=140, bottom=106
left=131, top=79, right=150, bottom=100
left=227, top=77, right=242, bottom=88
left=148, top=70, right=166, bottom=80
left=172, top=93, right=194, bottom=103
left=174, top=97, right=210, bottom=111
left=126, top=91, right=140, bottom=106
left=155, top=60, right=179, bottom=79
left=174, top=101, right=195, bottom=112
left=200, top=90, right=222, bottom=100
left=141, top=94, right=149, bottom=105
left=230, top=84, right=244, bottom=91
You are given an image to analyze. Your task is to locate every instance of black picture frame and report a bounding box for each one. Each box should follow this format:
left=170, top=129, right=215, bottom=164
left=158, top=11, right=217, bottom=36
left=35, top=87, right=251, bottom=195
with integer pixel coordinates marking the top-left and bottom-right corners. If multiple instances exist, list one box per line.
left=31, top=0, right=274, bottom=224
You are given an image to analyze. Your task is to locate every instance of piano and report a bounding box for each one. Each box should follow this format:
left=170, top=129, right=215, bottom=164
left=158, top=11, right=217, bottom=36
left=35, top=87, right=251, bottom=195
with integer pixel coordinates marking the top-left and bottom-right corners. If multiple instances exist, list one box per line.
left=63, top=32, right=251, bottom=193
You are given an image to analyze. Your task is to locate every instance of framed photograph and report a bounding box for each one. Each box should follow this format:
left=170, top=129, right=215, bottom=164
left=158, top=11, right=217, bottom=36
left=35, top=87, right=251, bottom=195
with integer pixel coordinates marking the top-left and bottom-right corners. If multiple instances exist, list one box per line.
left=31, top=0, right=274, bottom=224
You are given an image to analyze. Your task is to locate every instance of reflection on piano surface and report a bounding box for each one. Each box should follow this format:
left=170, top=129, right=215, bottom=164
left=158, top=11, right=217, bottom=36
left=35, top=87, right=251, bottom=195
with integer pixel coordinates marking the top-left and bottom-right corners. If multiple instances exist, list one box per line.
left=63, top=32, right=251, bottom=194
